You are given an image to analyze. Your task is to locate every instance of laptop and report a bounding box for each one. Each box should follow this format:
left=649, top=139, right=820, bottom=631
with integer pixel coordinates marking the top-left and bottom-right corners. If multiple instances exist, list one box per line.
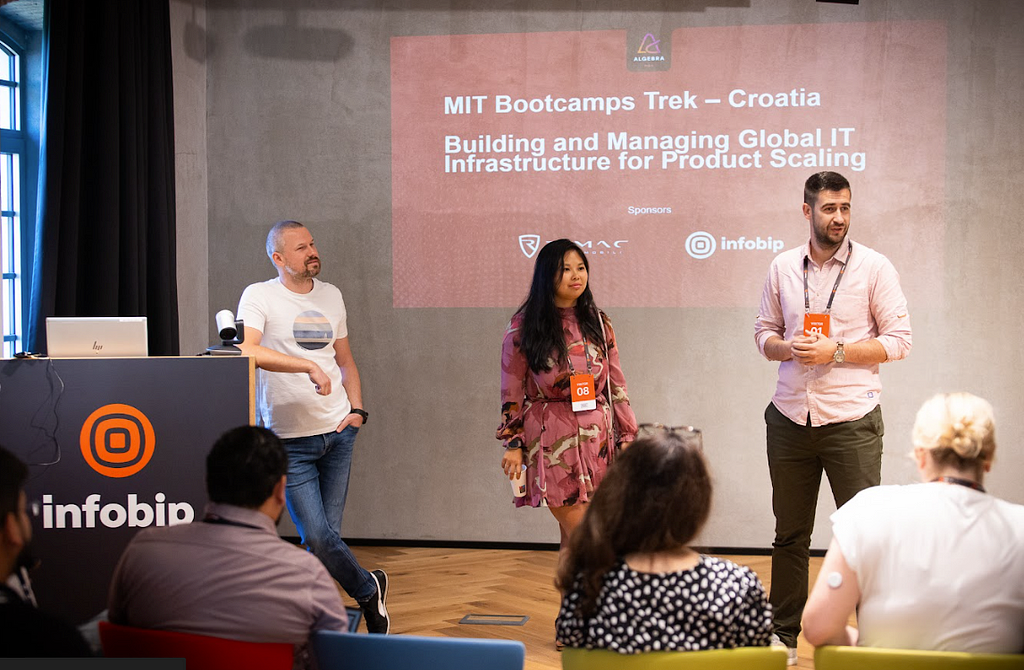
left=45, top=316, right=149, bottom=358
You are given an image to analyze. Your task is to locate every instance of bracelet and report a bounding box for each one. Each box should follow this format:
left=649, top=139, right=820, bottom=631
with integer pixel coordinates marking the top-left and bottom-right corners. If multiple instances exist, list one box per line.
left=349, top=408, right=368, bottom=425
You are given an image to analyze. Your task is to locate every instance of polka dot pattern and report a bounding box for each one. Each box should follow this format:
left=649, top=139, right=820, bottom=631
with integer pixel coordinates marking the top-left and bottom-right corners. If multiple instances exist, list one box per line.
left=555, top=556, right=774, bottom=654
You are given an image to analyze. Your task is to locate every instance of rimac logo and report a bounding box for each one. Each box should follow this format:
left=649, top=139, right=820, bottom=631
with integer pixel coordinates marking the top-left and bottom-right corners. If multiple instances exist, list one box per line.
left=518, top=236, right=629, bottom=258
left=519, top=234, right=540, bottom=259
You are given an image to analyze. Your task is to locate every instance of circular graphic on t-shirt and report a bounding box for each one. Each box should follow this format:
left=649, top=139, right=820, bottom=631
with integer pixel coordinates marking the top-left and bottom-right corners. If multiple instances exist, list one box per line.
left=293, top=311, right=333, bottom=351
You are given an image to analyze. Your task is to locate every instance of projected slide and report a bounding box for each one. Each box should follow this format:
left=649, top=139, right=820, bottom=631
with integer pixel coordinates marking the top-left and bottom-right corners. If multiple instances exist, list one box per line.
left=391, top=22, right=945, bottom=308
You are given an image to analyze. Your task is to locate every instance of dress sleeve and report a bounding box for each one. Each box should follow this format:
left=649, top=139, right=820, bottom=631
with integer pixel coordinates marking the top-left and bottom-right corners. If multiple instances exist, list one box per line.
left=730, top=569, right=774, bottom=648
left=496, top=317, right=528, bottom=450
left=555, top=577, right=587, bottom=648
left=601, top=313, right=638, bottom=444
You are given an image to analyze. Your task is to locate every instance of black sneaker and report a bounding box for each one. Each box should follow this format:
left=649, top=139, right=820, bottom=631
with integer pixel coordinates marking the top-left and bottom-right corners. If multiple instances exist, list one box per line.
left=359, top=569, right=390, bottom=634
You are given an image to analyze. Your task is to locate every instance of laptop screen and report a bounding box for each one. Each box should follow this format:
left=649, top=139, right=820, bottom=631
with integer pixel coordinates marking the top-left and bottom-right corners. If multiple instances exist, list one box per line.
left=45, top=317, right=149, bottom=358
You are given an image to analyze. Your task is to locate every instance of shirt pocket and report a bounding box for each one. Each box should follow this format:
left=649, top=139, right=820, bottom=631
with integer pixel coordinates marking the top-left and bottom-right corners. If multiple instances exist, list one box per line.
left=829, top=292, right=870, bottom=339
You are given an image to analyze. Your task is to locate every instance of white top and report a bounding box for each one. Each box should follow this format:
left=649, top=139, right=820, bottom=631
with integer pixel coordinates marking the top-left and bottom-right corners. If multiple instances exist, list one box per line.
left=831, top=482, right=1024, bottom=653
left=237, top=278, right=351, bottom=439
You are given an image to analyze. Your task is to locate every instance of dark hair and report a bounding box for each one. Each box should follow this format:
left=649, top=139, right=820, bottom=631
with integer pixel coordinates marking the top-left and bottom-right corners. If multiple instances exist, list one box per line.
left=555, top=431, right=712, bottom=617
left=265, top=220, right=306, bottom=260
left=0, top=444, right=29, bottom=522
left=804, top=171, right=851, bottom=206
left=515, top=239, right=604, bottom=372
left=206, top=426, right=288, bottom=509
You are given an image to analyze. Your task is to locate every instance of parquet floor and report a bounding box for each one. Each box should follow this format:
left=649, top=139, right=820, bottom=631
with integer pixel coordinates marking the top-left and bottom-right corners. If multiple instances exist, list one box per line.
left=341, top=546, right=826, bottom=670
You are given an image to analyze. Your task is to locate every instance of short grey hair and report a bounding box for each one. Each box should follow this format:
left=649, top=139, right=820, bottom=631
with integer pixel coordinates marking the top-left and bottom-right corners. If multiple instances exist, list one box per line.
left=265, top=220, right=306, bottom=260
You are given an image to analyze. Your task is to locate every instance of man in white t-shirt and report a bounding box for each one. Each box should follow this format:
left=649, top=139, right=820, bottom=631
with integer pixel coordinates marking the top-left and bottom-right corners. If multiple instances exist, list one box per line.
left=236, top=220, right=389, bottom=634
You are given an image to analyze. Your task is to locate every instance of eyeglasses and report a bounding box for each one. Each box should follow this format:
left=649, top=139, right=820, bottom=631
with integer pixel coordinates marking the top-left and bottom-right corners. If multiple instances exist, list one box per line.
left=637, top=423, right=703, bottom=448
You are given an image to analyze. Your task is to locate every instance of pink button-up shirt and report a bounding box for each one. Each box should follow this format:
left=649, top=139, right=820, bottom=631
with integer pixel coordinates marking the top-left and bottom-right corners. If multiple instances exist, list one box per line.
left=754, top=240, right=912, bottom=427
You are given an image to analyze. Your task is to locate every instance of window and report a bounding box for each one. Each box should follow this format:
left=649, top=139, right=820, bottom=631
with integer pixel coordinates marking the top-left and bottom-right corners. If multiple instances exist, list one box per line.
left=1, top=36, right=23, bottom=358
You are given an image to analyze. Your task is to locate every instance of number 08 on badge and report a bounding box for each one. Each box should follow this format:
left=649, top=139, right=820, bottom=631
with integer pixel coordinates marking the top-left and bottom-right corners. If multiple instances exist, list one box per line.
left=570, top=373, right=596, bottom=412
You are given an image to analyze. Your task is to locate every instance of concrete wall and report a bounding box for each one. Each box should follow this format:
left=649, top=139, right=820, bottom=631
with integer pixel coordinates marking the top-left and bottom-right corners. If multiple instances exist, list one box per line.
left=171, top=0, right=1024, bottom=548
left=170, top=0, right=209, bottom=357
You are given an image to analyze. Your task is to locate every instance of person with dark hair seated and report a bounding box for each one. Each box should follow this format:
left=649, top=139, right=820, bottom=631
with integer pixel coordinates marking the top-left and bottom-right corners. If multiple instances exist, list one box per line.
left=802, top=392, right=1024, bottom=653
left=555, top=426, right=773, bottom=653
left=108, top=426, right=349, bottom=669
left=0, top=444, right=92, bottom=657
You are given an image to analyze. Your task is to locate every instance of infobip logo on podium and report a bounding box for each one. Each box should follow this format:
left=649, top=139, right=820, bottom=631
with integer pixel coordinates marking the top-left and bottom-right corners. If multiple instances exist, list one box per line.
left=80, top=403, right=156, bottom=478
left=38, top=403, right=195, bottom=530
left=40, top=492, right=194, bottom=529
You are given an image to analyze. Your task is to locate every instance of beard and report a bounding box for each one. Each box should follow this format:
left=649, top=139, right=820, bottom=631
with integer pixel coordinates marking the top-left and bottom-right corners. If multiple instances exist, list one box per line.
left=291, top=258, right=321, bottom=280
left=813, top=224, right=846, bottom=250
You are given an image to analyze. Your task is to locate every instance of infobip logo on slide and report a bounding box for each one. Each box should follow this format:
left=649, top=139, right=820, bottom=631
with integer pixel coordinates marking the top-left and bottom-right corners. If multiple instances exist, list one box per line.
left=685, top=231, right=785, bottom=260
left=38, top=403, right=195, bottom=529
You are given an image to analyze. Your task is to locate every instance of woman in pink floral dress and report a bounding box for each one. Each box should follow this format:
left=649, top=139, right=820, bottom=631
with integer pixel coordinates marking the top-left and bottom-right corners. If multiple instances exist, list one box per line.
left=498, top=238, right=638, bottom=568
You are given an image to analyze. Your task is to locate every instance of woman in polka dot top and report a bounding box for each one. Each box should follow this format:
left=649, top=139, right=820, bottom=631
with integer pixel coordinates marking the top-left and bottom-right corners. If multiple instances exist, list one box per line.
left=555, top=427, right=774, bottom=653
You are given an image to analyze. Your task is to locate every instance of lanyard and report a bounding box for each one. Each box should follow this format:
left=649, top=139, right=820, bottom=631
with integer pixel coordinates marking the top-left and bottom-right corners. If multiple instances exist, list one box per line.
left=804, top=240, right=852, bottom=315
left=932, top=476, right=986, bottom=493
left=565, top=334, right=594, bottom=377
left=203, top=514, right=263, bottom=530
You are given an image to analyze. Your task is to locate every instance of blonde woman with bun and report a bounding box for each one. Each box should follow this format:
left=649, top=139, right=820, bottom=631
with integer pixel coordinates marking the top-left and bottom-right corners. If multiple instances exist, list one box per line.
left=802, top=392, right=1024, bottom=653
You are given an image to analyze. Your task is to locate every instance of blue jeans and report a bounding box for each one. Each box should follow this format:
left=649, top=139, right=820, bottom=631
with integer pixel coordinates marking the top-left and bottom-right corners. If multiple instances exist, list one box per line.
left=282, top=427, right=375, bottom=602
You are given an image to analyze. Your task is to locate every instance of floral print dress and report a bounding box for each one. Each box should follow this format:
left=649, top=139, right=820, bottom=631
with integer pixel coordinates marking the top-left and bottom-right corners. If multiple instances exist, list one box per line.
left=497, top=307, right=638, bottom=508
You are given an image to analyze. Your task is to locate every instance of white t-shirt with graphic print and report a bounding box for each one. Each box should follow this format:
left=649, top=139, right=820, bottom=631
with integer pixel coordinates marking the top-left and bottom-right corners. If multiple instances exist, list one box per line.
left=237, top=277, right=351, bottom=439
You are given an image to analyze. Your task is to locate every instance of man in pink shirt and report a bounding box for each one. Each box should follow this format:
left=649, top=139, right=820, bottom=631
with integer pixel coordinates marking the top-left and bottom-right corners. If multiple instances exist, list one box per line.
left=754, top=171, right=912, bottom=663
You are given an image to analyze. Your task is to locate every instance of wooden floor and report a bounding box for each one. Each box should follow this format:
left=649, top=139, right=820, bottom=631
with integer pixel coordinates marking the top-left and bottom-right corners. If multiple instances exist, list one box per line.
left=342, top=546, right=826, bottom=670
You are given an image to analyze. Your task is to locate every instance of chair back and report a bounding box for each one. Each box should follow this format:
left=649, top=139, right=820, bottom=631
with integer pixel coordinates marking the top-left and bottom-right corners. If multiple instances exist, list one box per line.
left=814, top=645, right=1024, bottom=670
left=562, top=646, right=789, bottom=669
left=99, top=620, right=293, bottom=670
left=312, top=631, right=525, bottom=670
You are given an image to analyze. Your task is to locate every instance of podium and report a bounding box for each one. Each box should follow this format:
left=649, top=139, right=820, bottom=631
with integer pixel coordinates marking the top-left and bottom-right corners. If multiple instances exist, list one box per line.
left=0, top=355, right=254, bottom=624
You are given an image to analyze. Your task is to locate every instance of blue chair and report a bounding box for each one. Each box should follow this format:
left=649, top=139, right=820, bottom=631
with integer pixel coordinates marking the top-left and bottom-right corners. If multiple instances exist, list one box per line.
left=311, top=631, right=526, bottom=670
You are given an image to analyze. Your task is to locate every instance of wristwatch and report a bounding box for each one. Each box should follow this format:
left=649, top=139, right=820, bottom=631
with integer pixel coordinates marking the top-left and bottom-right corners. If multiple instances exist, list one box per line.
left=349, top=408, right=368, bottom=425
left=833, top=342, right=845, bottom=364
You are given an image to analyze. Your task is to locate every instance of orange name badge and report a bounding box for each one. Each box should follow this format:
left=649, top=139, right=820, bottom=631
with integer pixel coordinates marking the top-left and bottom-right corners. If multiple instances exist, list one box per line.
left=804, top=313, right=831, bottom=338
left=570, top=374, right=597, bottom=412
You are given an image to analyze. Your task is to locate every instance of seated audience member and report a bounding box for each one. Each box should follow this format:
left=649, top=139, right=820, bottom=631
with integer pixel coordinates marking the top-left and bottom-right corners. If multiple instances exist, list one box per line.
left=0, top=445, right=93, bottom=657
left=555, top=426, right=773, bottom=653
left=802, top=392, right=1024, bottom=653
left=108, top=426, right=349, bottom=668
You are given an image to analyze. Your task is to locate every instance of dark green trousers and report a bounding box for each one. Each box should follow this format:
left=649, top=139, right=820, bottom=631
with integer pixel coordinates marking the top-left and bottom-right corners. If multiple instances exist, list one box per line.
left=765, top=401, right=883, bottom=647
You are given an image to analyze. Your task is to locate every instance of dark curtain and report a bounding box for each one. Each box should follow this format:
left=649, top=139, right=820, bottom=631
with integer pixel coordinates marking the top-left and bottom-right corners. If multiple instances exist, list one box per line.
left=27, top=0, right=178, bottom=356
